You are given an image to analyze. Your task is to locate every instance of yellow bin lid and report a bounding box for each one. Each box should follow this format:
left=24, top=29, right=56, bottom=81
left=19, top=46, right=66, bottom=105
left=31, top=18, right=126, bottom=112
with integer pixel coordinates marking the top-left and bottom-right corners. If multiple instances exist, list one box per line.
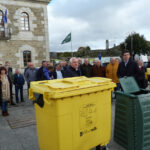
left=147, top=68, right=150, bottom=75
left=29, top=76, right=116, bottom=99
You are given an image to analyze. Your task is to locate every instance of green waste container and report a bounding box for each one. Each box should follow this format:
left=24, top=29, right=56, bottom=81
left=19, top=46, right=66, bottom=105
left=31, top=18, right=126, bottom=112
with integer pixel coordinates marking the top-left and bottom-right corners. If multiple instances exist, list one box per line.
left=114, top=77, right=150, bottom=150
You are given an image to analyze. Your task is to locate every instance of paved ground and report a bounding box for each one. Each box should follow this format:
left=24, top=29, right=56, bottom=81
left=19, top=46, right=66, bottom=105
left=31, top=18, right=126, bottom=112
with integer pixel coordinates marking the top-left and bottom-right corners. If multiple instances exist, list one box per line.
left=0, top=90, right=125, bottom=150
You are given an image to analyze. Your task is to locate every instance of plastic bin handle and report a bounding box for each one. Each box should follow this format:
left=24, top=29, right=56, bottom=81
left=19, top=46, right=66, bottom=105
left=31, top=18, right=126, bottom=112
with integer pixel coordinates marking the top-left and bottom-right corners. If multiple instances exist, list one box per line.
left=115, top=91, right=137, bottom=98
left=62, top=79, right=91, bottom=85
left=43, top=92, right=52, bottom=105
left=33, top=94, right=44, bottom=108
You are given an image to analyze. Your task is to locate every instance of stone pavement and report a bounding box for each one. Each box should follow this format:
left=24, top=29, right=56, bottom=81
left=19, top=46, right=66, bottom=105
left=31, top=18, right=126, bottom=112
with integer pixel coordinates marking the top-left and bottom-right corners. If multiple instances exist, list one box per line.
left=0, top=90, right=125, bottom=150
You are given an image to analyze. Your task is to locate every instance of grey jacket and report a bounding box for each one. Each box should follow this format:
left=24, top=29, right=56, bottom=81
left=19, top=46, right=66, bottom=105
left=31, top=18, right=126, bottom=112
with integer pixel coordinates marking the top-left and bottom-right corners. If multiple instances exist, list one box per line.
left=25, top=68, right=38, bottom=84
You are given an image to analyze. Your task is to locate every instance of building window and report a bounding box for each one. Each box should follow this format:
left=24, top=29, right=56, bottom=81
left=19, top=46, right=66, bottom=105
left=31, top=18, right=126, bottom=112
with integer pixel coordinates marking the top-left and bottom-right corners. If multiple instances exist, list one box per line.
left=20, top=12, right=29, bottom=31
left=0, top=10, right=4, bottom=27
left=23, top=51, right=31, bottom=66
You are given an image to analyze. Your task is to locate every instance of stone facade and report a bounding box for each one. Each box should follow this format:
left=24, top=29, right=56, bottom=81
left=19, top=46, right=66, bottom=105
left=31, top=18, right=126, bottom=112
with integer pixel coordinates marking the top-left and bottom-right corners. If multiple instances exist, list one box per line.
left=0, top=0, right=51, bottom=69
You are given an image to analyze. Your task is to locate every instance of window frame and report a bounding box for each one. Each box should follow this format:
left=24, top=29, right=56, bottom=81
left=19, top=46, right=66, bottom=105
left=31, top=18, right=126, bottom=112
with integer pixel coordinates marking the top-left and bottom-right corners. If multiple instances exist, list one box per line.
left=0, top=10, right=4, bottom=26
left=20, top=12, right=30, bottom=31
left=23, top=50, right=31, bottom=67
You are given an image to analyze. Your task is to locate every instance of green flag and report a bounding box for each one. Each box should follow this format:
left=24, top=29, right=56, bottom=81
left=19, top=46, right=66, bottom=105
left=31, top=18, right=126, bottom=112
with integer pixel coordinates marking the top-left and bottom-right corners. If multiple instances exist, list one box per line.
left=61, top=33, right=71, bottom=44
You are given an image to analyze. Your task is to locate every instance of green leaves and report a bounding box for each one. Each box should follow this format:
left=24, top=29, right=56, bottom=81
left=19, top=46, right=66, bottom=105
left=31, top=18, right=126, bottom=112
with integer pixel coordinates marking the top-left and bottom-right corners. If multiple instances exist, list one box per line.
left=120, top=32, right=150, bottom=56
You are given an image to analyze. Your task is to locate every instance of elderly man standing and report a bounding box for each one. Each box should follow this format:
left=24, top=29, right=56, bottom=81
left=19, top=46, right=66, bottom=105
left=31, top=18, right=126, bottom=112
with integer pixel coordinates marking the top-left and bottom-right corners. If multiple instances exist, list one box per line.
left=14, top=69, right=25, bottom=103
left=60, top=61, right=67, bottom=71
left=117, top=51, right=140, bottom=81
left=64, top=57, right=81, bottom=78
left=147, top=56, right=150, bottom=82
left=25, top=62, right=38, bottom=89
left=37, top=61, right=48, bottom=81
left=81, top=58, right=93, bottom=77
left=147, top=56, right=150, bottom=68
left=137, top=60, right=148, bottom=89
left=92, top=59, right=106, bottom=77
left=5, top=62, right=15, bottom=105
left=106, top=58, right=119, bottom=87
left=53, top=63, right=64, bottom=79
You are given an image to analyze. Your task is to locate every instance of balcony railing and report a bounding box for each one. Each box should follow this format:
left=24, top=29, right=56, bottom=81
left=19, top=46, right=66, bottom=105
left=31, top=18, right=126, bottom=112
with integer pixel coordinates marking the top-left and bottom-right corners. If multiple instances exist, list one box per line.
left=0, top=27, right=11, bottom=40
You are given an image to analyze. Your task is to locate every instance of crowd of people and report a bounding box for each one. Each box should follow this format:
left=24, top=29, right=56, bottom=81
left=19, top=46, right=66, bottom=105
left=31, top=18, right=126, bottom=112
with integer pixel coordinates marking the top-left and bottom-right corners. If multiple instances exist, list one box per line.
left=0, top=51, right=150, bottom=117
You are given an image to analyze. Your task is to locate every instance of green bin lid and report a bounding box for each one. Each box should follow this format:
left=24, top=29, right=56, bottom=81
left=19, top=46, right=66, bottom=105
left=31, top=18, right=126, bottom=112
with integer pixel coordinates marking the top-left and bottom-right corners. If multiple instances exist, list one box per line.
left=119, top=77, right=140, bottom=93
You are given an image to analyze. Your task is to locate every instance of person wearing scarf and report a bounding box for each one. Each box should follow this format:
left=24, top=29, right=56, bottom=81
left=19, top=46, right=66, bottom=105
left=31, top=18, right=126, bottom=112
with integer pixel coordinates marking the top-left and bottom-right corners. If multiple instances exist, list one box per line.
left=0, top=67, right=10, bottom=116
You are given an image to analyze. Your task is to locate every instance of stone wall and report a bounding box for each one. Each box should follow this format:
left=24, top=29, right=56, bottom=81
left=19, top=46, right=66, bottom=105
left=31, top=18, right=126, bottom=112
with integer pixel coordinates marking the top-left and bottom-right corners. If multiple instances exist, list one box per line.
left=0, top=0, right=50, bottom=69
left=14, top=0, right=51, bottom=4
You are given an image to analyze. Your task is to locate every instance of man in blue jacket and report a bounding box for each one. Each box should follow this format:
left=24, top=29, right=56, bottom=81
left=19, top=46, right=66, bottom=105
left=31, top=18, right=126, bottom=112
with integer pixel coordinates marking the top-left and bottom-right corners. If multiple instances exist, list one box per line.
left=13, top=69, right=25, bottom=103
left=36, top=61, right=48, bottom=81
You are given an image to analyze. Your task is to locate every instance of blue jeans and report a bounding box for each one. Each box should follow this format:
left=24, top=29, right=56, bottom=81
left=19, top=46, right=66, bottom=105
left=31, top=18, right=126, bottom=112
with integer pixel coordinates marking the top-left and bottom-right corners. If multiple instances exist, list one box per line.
left=15, top=85, right=24, bottom=103
left=1, top=101, right=8, bottom=111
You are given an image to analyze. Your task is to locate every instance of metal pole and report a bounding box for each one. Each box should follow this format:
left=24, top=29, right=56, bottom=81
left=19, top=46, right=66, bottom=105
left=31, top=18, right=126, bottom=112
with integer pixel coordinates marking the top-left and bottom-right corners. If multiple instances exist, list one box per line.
left=71, top=32, right=73, bottom=57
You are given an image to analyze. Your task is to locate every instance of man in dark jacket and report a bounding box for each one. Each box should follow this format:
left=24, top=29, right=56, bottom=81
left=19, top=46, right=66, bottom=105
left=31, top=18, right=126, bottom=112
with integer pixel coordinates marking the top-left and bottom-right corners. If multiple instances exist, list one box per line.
left=64, top=57, right=81, bottom=78
left=147, top=56, right=150, bottom=81
left=53, top=63, right=64, bottom=79
left=92, top=59, right=106, bottom=77
left=24, top=62, right=30, bottom=75
left=137, top=60, right=148, bottom=89
left=147, top=56, right=150, bottom=68
left=117, top=51, right=140, bottom=81
left=81, top=58, right=93, bottom=77
left=13, top=69, right=25, bottom=103
left=37, top=61, right=48, bottom=81
left=60, top=61, right=67, bottom=71
left=5, top=62, right=15, bottom=105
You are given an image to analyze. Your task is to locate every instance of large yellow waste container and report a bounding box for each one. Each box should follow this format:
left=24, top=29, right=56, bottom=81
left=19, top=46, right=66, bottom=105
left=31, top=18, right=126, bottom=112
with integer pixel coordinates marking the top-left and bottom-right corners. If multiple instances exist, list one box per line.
left=29, top=77, right=116, bottom=150
left=147, top=68, right=150, bottom=75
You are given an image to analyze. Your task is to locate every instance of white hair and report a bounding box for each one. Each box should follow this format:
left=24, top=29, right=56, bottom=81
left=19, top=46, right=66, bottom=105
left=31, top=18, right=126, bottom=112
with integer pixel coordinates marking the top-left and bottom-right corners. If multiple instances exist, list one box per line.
left=69, top=57, right=77, bottom=63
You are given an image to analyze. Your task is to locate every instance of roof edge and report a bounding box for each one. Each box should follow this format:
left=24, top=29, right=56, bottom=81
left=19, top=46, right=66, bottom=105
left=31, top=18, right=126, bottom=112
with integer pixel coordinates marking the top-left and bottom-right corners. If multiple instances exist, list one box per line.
left=13, top=0, right=51, bottom=4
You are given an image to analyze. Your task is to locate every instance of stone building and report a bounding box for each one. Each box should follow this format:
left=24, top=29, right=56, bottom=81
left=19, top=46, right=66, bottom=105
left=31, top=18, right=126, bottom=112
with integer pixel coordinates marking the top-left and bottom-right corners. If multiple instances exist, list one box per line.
left=0, top=0, right=51, bottom=69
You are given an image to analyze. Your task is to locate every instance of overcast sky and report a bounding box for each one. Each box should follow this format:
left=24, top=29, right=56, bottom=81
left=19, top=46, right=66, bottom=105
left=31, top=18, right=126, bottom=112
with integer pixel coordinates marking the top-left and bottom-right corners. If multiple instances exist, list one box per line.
left=47, top=0, right=150, bottom=52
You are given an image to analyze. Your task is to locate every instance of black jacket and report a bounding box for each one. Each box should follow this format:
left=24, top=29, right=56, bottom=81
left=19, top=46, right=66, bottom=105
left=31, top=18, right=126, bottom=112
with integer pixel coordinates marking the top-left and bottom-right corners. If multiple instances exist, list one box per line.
left=136, top=67, right=148, bottom=88
left=37, top=67, right=47, bottom=81
left=64, top=66, right=81, bottom=78
left=147, top=62, right=150, bottom=68
left=13, top=74, right=25, bottom=86
left=80, top=64, right=93, bottom=77
left=0, top=81, right=1, bottom=106
left=53, top=70, right=65, bottom=79
left=117, top=59, right=140, bottom=80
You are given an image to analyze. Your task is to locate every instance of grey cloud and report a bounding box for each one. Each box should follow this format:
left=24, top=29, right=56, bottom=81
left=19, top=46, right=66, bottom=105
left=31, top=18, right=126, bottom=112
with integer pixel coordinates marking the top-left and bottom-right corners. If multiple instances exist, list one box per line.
left=48, top=0, right=150, bottom=52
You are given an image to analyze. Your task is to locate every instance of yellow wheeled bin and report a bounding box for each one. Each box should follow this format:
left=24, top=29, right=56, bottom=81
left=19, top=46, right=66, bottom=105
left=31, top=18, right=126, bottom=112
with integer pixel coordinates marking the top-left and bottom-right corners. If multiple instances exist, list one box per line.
left=147, top=68, right=150, bottom=89
left=147, top=68, right=150, bottom=75
left=29, top=77, right=116, bottom=150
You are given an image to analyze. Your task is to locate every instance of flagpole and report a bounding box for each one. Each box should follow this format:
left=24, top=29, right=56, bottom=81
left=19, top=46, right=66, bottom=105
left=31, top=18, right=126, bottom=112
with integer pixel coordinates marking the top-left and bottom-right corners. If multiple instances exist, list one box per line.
left=71, top=32, right=73, bottom=57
